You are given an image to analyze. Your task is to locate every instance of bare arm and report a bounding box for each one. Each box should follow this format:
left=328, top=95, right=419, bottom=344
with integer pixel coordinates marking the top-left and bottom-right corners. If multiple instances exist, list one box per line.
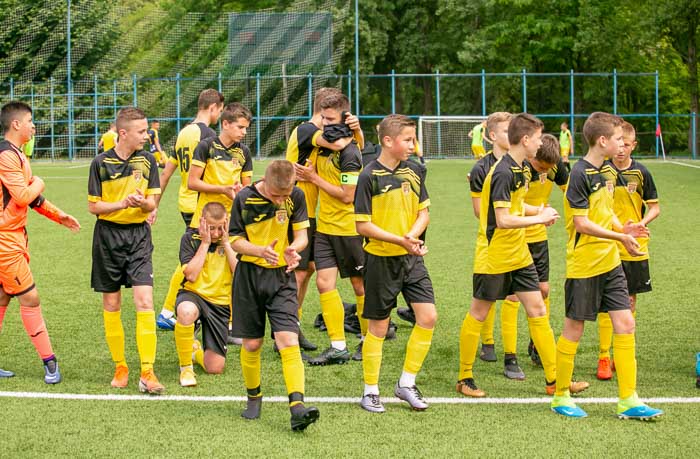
left=494, top=205, right=559, bottom=229
left=573, top=214, right=644, bottom=256
left=182, top=241, right=211, bottom=283
left=293, top=162, right=355, bottom=204
left=471, top=196, right=481, bottom=219
left=188, top=164, right=235, bottom=199
left=640, top=202, right=660, bottom=227
left=154, top=161, right=177, bottom=207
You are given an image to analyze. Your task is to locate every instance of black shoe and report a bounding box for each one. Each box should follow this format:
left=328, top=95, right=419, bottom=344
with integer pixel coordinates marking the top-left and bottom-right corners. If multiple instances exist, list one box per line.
left=386, top=321, right=398, bottom=340
left=344, top=314, right=361, bottom=335
left=241, top=395, right=262, bottom=420
left=313, top=313, right=324, bottom=329
left=351, top=341, right=363, bottom=361
left=479, top=344, right=497, bottom=362
left=528, top=339, right=542, bottom=367
left=299, top=332, right=318, bottom=351
left=307, top=346, right=350, bottom=366
left=290, top=404, right=320, bottom=431
left=396, top=307, right=416, bottom=325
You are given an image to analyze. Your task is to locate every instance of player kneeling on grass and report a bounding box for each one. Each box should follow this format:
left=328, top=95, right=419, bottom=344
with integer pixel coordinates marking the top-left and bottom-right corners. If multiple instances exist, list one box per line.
left=174, top=202, right=237, bottom=387
left=230, top=160, right=319, bottom=431
left=355, top=114, right=437, bottom=413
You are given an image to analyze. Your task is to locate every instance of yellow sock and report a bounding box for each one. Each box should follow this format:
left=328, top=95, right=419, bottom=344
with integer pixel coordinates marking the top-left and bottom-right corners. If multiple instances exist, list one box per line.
left=362, top=331, right=385, bottom=386
left=613, top=334, right=637, bottom=399
left=240, top=346, right=262, bottom=393
left=458, top=313, right=483, bottom=380
left=528, top=316, right=557, bottom=382
left=297, top=307, right=303, bottom=321
left=136, top=311, right=157, bottom=373
left=403, top=325, right=434, bottom=375
left=174, top=322, right=195, bottom=367
left=194, top=343, right=205, bottom=368
left=103, top=310, right=126, bottom=367
left=320, top=290, right=345, bottom=342
left=480, top=304, right=496, bottom=345
left=597, top=312, right=613, bottom=359
left=544, top=296, right=550, bottom=321
left=501, top=299, right=519, bottom=355
left=280, top=345, right=305, bottom=404
left=162, top=265, right=185, bottom=314
left=555, top=336, right=578, bottom=396
left=356, top=295, right=368, bottom=337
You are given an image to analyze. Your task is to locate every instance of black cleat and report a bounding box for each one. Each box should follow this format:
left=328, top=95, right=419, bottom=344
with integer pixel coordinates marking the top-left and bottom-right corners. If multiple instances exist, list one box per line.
left=241, top=396, right=262, bottom=420
left=298, top=332, right=318, bottom=351
left=307, top=346, right=350, bottom=366
left=479, top=343, right=497, bottom=362
left=528, top=339, right=542, bottom=367
left=396, top=307, right=416, bottom=325
left=290, top=404, right=320, bottom=431
left=351, top=341, right=363, bottom=361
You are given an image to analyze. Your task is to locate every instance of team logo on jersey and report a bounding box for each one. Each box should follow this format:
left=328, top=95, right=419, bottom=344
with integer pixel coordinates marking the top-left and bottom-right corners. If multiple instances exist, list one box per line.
left=539, top=173, right=547, bottom=184
left=132, top=169, right=142, bottom=182
left=605, top=180, right=614, bottom=193
left=216, top=245, right=225, bottom=255
left=402, top=182, right=411, bottom=195
left=275, top=209, right=288, bottom=224
left=627, top=182, right=638, bottom=194
left=231, top=157, right=240, bottom=168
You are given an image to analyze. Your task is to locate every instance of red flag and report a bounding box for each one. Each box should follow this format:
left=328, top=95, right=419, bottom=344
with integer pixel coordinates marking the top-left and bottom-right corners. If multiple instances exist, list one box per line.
left=655, top=124, right=662, bottom=137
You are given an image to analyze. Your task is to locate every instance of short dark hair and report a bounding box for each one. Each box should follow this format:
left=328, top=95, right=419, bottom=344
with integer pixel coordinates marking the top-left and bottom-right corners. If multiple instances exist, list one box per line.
left=508, top=113, right=544, bottom=145
left=536, top=134, right=560, bottom=164
left=313, top=87, right=343, bottom=113
left=265, top=160, right=295, bottom=190
left=377, top=114, right=415, bottom=146
left=198, top=89, right=224, bottom=110
left=583, top=112, right=623, bottom=147
left=319, top=91, right=350, bottom=112
left=1, top=101, right=32, bottom=134
left=116, top=107, right=147, bottom=131
left=221, top=102, right=252, bottom=124
left=202, top=202, right=227, bottom=220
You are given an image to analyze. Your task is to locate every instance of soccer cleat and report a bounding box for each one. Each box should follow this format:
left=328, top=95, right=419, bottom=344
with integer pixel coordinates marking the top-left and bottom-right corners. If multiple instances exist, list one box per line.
left=138, top=369, right=165, bottom=395
left=43, top=359, right=61, bottom=384
left=360, top=393, right=386, bottom=413
left=456, top=378, right=486, bottom=398
left=179, top=366, right=197, bottom=387
left=617, top=393, right=664, bottom=420
left=551, top=393, right=588, bottom=418
left=394, top=383, right=429, bottom=411
left=504, top=356, right=526, bottom=380
left=695, top=352, right=700, bottom=377
left=111, top=365, right=129, bottom=388
left=0, top=367, right=14, bottom=378
left=597, top=357, right=613, bottom=380
left=545, top=380, right=590, bottom=396
left=351, top=341, right=363, bottom=361
left=290, top=404, right=320, bottom=431
left=298, top=332, right=318, bottom=351
left=696, top=377, right=700, bottom=389
left=528, top=339, right=542, bottom=367
left=479, top=344, right=497, bottom=362
left=156, top=313, right=176, bottom=331
left=227, top=331, right=243, bottom=346
left=307, top=346, right=350, bottom=366
left=241, top=395, right=262, bottom=420
left=396, top=307, right=416, bottom=325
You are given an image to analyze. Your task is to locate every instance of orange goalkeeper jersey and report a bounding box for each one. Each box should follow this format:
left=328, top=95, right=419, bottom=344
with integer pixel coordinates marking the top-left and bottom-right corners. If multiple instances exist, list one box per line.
left=0, top=140, right=42, bottom=232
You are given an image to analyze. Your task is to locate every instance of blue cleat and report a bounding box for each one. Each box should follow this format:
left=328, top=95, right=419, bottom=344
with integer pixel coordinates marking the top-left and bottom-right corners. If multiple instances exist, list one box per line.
left=551, top=393, right=588, bottom=418
left=44, top=359, right=61, bottom=384
left=617, top=393, right=663, bottom=420
left=156, top=313, right=176, bottom=331
left=695, top=352, right=700, bottom=377
left=0, top=367, right=14, bottom=378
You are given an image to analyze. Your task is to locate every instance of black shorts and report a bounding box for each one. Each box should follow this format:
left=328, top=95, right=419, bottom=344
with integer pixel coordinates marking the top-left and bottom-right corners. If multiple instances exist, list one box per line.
left=91, top=220, right=153, bottom=292
left=621, top=259, right=652, bottom=295
left=231, top=262, right=299, bottom=339
left=565, top=265, right=630, bottom=321
left=290, top=217, right=316, bottom=271
left=527, top=240, right=550, bottom=282
left=314, top=232, right=365, bottom=278
left=181, top=212, right=194, bottom=227
left=176, top=290, right=229, bottom=357
left=473, top=264, right=540, bottom=302
left=363, top=253, right=435, bottom=320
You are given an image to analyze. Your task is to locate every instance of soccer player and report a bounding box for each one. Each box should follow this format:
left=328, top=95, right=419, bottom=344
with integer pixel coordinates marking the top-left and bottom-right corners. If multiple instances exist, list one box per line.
left=468, top=120, right=488, bottom=159
left=0, top=101, right=80, bottom=383
left=174, top=202, right=237, bottom=387
left=595, top=120, right=660, bottom=381
left=550, top=112, right=663, bottom=420
left=146, top=120, right=166, bottom=167
left=559, top=121, right=573, bottom=167
left=97, top=122, right=118, bottom=153
left=285, top=87, right=363, bottom=353
left=230, top=160, right=320, bottom=431
left=88, top=106, right=165, bottom=394
left=152, top=89, right=223, bottom=330
left=355, top=114, right=436, bottom=413
left=456, top=113, right=561, bottom=398
left=294, top=91, right=366, bottom=364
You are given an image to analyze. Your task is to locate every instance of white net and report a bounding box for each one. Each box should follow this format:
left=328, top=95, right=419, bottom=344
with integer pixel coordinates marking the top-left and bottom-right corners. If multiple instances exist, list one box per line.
left=418, top=116, right=487, bottom=159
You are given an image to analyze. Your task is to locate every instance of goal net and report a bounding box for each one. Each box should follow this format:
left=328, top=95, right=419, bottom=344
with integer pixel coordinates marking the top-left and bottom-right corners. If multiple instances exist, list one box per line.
left=418, top=116, right=487, bottom=159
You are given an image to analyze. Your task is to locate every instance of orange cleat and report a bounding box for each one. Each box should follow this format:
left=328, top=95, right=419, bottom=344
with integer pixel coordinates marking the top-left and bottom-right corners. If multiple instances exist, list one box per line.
left=546, top=380, right=590, bottom=396
left=597, top=357, right=613, bottom=380
left=456, top=378, right=486, bottom=398
left=111, top=365, right=129, bottom=388
left=139, top=369, right=165, bottom=395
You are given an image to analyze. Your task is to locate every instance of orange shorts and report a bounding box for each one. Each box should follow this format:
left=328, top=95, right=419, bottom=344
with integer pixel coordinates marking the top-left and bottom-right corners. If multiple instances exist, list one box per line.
left=0, top=230, right=34, bottom=296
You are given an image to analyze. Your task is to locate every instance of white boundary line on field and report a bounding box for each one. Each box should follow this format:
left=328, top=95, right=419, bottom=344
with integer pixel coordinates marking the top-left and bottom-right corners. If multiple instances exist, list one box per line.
left=667, top=161, right=700, bottom=169
left=1, top=391, right=700, bottom=405
left=66, top=163, right=91, bottom=169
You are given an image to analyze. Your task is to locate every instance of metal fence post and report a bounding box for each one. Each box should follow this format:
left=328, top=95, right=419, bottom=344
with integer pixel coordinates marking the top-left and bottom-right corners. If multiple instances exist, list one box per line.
left=347, top=69, right=352, bottom=111
left=9, top=77, right=13, bottom=99
left=435, top=69, right=441, bottom=156
left=176, top=73, right=181, bottom=134
left=481, top=69, right=486, bottom=116
left=655, top=70, right=660, bottom=158
left=50, top=77, right=55, bottom=160
left=613, top=68, right=618, bottom=114
left=217, top=72, right=222, bottom=94
left=522, top=68, right=527, bottom=112
left=132, top=74, right=137, bottom=106
left=94, top=74, right=99, bottom=155
left=307, top=73, right=313, bottom=117
left=570, top=69, right=575, bottom=156
left=693, top=112, right=697, bottom=159
left=256, top=72, right=261, bottom=159
left=391, top=69, right=396, bottom=113
left=112, top=79, right=117, bottom=119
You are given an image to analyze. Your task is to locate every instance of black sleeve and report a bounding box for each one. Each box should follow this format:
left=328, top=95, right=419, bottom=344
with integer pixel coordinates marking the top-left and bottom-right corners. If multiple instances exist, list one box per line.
left=353, top=169, right=373, bottom=216
left=241, top=143, right=253, bottom=175
left=565, top=165, right=590, bottom=209
left=88, top=156, right=103, bottom=199
left=229, top=192, right=247, bottom=238
left=192, top=138, right=211, bottom=164
left=339, top=143, right=363, bottom=173
left=179, top=231, right=198, bottom=265
left=147, top=153, right=160, bottom=190
left=553, top=158, right=569, bottom=186
left=489, top=167, right=513, bottom=205
left=469, top=161, right=486, bottom=193
left=297, top=123, right=320, bottom=150
left=641, top=165, right=658, bottom=202
left=290, top=187, right=309, bottom=224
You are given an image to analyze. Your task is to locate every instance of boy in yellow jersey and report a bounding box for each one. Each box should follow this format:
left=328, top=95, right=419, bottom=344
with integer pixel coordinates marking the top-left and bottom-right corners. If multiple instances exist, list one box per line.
left=559, top=121, right=573, bottom=167
left=294, top=91, right=366, bottom=365
left=97, top=122, right=118, bottom=153
left=88, top=107, right=164, bottom=394
left=230, top=160, right=319, bottom=431
left=456, top=113, right=560, bottom=398
left=146, top=120, right=166, bottom=167
left=550, top=112, right=663, bottom=420
left=355, top=114, right=436, bottom=412
left=174, top=202, right=237, bottom=387
left=469, top=120, right=488, bottom=159
left=595, top=121, right=660, bottom=381
left=153, top=89, right=223, bottom=330
left=285, top=87, right=363, bottom=353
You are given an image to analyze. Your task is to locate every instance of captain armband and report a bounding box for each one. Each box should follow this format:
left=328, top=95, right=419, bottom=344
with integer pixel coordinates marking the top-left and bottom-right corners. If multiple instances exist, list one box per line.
left=340, top=173, right=358, bottom=185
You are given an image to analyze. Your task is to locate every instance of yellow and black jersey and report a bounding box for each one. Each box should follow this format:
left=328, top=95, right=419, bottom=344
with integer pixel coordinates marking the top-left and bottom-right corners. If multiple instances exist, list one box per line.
left=145, top=128, right=160, bottom=153
left=100, top=131, right=118, bottom=152
left=169, top=122, right=217, bottom=214
left=88, top=149, right=161, bottom=224
left=565, top=159, right=620, bottom=278
left=469, top=151, right=498, bottom=198
left=608, top=159, right=658, bottom=261
left=523, top=157, right=569, bottom=243
left=286, top=122, right=322, bottom=218
left=190, top=136, right=253, bottom=228
left=354, top=159, right=430, bottom=257
left=474, top=154, right=533, bottom=274
left=179, top=228, right=234, bottom=306
left=316, top=142, right=362, bottom=236
left=230, top=182, right=309, bottom=268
